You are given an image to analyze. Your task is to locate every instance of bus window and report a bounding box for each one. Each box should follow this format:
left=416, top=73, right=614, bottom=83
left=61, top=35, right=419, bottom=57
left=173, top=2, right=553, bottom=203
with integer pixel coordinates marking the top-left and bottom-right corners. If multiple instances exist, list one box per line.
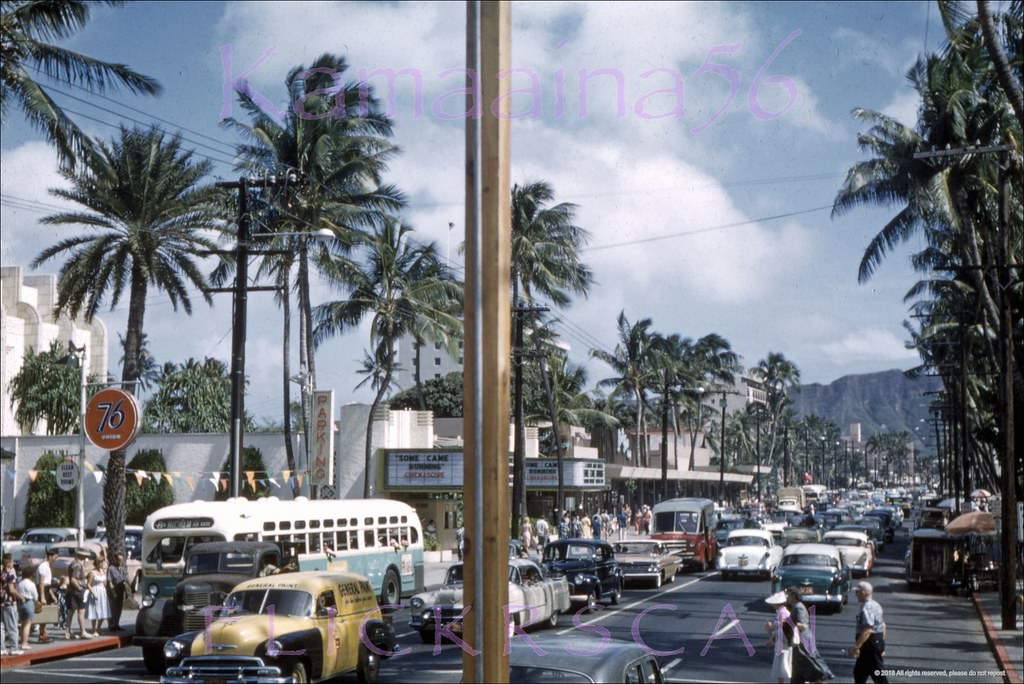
left=409, top=527, right=419, bottom=544
left=309, top=533, right=322, bottom=552
left=280, top=521, right=291, bottom=531
left=334, top=531, right=349, bottom=551
left=296, top=520, right=306, bottom=530
left=337, top=518, right=347, bottom=528
left=309, top=520, right=320, bottom=529
left=263, top=522, right=275, bottom=532
left=364, top=530, right=376, bottom=548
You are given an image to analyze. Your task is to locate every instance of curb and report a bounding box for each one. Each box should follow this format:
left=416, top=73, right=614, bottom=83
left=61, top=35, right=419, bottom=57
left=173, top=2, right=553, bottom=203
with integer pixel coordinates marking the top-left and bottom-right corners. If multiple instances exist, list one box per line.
left=0, top=633, right=133, bottom=669
left=972, top=592, right=1022, bottom=684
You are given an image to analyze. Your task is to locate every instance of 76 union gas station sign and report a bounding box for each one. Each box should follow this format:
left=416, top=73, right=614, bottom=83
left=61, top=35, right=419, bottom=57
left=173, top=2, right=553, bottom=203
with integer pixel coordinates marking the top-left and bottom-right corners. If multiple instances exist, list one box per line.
left=384, top=450, right=604, bottom=490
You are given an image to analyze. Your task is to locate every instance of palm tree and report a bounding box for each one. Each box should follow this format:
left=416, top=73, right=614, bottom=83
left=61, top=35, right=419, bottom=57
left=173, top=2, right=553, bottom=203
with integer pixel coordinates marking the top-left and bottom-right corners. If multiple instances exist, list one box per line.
left=313, top=220, right=462, bottom=497
left=1, top=0, right=160, bottom=166
left=593, top=312, right=656, bottom=468
left=750, top=352, right=801, bottom=477
left=221, top=53, right=405, bottom=478
left=509, top=180, right=592, bottom=530
left=33, top=125, right=220, bottom=558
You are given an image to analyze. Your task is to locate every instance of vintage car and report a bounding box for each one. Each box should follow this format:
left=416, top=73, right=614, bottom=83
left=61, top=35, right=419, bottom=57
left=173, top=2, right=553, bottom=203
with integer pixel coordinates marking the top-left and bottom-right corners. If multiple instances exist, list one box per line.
left=781, top=526, right=822, bottom=548
left=714, top=515, right=746, bottom=547
left=770, top=543, right=851, bottom=614
left=915, top=507, right=953, bottom=530
left=92, top=524, right=144, bottom=560
left=835, top=521, right=885, bottom=552
left=161, top=571, right=395, bottom=684
left=717, top=529, right=783, bottom=580
left=135, top=541, right=285, bottom=674
left=408, top=558, right=569, bottom=643
left=509, top=634, right=665, bottom=683
left=863, top=508, right=896, bottom=541
left=541, top=539, right=623, bottom=609
left=822, top=530, right=875, bottom=576
left=48, top=540, right=107, bottom=579
left=612, top=540, right=682, bottom=588
left=2, top=527, right=77, bottom=567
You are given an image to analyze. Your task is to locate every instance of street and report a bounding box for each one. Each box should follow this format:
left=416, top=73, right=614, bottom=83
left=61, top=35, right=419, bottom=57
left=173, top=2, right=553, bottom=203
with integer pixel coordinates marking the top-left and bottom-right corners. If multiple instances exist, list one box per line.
left=0, top=527, right=1010, bottom=683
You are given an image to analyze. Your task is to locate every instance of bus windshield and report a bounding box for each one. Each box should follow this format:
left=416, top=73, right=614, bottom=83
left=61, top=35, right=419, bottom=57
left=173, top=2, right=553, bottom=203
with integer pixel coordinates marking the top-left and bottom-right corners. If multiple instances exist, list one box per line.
left=147, top=534, right=224, bottom=565
left=655, top=511, right=698, bottom=533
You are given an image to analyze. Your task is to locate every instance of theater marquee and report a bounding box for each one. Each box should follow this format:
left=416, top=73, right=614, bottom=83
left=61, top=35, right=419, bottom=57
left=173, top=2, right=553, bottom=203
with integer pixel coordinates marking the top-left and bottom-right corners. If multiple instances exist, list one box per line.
left=384, top=450, right=605, bottom=490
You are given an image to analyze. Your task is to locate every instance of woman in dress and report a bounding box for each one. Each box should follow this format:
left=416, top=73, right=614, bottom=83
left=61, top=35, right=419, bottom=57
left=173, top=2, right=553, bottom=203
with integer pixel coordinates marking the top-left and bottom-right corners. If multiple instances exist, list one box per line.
left=85, top=558, right=111, bottom=634
left=764, top=590, right=796, bottom=684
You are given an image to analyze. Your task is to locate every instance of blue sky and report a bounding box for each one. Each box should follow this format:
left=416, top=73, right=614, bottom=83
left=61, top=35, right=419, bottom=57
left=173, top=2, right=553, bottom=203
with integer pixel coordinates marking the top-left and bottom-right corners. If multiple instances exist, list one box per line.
left=1, top=1, right=951, bottom=422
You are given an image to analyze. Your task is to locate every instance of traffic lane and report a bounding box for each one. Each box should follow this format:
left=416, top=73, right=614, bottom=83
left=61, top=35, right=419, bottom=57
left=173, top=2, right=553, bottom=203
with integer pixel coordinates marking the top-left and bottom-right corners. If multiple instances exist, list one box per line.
left=0, top=648, right=154, bottom=684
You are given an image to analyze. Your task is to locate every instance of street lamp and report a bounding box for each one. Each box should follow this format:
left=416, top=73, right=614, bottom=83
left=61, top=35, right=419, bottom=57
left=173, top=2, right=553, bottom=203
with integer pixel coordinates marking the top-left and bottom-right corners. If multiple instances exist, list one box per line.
left=63, top=342, right=87, bottom=545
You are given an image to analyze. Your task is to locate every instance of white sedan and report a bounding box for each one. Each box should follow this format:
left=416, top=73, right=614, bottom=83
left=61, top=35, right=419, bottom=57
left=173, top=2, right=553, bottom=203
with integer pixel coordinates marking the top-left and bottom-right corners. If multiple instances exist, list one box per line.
left=717, top=529, right=783, bottom=580
left=823, top=530, right=875, bottom=576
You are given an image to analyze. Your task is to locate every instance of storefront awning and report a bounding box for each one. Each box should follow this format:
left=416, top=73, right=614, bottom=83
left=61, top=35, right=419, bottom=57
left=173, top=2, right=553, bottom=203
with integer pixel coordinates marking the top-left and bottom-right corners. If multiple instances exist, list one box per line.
left=606, top=464, right=752, bottom=484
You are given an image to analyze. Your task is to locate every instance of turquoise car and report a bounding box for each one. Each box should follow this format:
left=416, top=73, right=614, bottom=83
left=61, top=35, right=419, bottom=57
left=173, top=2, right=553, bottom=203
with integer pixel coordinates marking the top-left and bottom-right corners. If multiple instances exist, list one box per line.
left=770, top=543, right=851, bottom=614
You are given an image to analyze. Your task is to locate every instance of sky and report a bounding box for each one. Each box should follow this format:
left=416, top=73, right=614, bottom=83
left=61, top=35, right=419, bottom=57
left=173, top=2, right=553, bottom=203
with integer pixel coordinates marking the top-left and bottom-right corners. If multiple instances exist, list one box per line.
left=0, top=1, right=951, bottom=424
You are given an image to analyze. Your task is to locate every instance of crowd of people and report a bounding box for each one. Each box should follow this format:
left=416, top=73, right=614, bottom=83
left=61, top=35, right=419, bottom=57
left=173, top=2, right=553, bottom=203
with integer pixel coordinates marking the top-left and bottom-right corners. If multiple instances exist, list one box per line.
left=510, top=503, right=657, bottom=554
left=1, top=546, right=132, bottom=656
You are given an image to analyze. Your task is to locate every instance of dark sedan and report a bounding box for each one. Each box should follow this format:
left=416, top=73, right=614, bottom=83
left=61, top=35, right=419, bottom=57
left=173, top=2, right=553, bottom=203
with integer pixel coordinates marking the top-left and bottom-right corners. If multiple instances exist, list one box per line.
left=542, top=539, right=623, bottom=609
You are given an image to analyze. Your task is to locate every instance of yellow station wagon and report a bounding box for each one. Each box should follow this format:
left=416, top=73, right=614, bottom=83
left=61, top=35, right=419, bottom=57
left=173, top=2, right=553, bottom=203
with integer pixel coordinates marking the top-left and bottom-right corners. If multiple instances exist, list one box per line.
left=160, top=571, right=396, bottom=684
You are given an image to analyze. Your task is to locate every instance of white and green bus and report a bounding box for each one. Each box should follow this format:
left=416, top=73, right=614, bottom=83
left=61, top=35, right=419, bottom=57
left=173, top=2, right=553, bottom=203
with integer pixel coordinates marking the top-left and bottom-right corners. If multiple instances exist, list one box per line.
left=140, top=497, right=424, bottom=605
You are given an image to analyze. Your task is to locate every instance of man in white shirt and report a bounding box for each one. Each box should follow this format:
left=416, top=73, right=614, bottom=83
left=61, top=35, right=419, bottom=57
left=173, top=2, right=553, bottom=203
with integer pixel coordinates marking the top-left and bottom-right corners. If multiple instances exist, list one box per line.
left=35, top=548, right=56, bottom=643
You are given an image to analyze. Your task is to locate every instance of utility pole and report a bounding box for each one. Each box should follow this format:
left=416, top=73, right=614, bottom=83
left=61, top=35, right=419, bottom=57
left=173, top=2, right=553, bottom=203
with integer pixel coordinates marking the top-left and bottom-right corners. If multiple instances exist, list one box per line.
left=719, top=392, right=728, bottom=503
left=213, top=174, right=302, bottom=498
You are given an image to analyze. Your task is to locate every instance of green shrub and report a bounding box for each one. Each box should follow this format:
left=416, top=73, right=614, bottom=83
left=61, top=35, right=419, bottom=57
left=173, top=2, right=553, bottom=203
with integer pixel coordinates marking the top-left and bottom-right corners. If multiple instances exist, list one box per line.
left=215, top=447, right=271, bottom=500
left=25, top=451, right=77, bottom=528
left=125, top=449, right=175, bottom=525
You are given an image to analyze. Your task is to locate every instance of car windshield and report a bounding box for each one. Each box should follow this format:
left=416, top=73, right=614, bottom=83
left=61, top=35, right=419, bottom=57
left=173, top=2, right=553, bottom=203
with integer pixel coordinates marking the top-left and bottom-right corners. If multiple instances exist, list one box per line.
left=614, top=543, right=658, bottom=554
left=716, top=519, right=743, bottom=532
left=782, top=554, right=838, bottom=568
left=186, top=551, right=257, bottom=576
left=544, top=544, right=595, bottom=561
left=510, top=666, right=593, bottom=683
left=445, top=565, right=464, bottom=584
left=24, top=533, right=61, bottom=544
left=221, top=589, right=313, bottom=618
left=728, top=536, right=768, bottom=548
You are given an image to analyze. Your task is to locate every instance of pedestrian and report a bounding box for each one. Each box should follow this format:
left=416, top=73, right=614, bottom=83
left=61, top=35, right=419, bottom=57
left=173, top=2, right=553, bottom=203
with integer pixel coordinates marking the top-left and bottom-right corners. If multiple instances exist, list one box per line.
left=634, top=510, right=642, bottom=534
left=591, top=513, right=603, bottom=539
left=581, top=513, right=592, bottom=539
left=785, top=585, right=834, bottom=684
left=1, top=553, right=23, bottom=655
left=535, top=516, right=549, bottom=550
left=765, top=590, right=796, bottom=684
left=16, top=566, right=38, bottom=650
left=559, top=514, right=570, bottom=541
left=86, top=557, right=111, bottom=635
left=617, top=509, right=629, bottom=540
left=455, top=527, right=465, bottom=561
left=35, top=547, right=56, bottom=643
left=107, top=552, right=129, bottom=632
left=847, top=581, right=889, bottom=684
left=521, top=518, right=534, bottom=553
left=642, top=507, right=652, bottom=535
left=66, top=549, right=93, bottom=639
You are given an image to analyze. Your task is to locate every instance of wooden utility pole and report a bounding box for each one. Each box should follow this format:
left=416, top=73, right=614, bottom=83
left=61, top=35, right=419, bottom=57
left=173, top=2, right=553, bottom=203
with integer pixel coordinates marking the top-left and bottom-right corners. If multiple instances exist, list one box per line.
left=463, top=1, right=511, bottom=681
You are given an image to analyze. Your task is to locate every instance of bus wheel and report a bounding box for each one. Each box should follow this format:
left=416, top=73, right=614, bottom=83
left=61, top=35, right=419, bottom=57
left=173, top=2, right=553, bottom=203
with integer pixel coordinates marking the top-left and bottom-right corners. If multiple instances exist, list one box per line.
left=380, top=568, right=401, bottom=607
left=142, top=646, right=165, bottom=675
left=289, top=660, right=309, bottom=684
left=357, top=644, right=380, bottom=684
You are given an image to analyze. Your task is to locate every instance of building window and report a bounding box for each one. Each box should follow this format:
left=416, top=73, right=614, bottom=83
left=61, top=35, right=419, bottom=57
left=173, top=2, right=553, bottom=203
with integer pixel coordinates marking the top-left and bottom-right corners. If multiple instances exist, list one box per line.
left=434, top=357, right=441, bottom=366
left=434, top=342, right=442, bottom=350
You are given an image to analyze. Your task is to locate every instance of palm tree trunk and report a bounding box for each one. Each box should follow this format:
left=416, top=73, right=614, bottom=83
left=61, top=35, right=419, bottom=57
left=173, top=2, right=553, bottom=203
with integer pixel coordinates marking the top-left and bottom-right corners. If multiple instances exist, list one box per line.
left=105, top=272, right=147, bottom=560
left=299, top=239, right=317, bottom=389
left=281, top=260, right=297, bottom=487
left=976, top=0, right=1024, bottom=128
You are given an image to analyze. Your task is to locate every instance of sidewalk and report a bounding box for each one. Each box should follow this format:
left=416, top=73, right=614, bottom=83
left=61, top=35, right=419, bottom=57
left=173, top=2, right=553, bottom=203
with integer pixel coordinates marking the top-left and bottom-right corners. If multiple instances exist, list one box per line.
left=972, top=590, right=1023, bottom=684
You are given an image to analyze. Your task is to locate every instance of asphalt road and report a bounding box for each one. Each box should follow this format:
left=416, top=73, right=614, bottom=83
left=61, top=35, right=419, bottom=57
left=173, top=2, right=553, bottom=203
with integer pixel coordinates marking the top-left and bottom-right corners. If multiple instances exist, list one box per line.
left=1, top=526, right=1009, bottom=683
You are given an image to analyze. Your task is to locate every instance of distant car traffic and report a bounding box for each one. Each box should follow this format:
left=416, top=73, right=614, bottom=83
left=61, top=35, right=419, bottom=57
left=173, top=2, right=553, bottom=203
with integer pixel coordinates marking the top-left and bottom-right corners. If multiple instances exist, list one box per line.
left=612, top=540, right=682, bottom=588
left=717, top=529, right=783, bottom=580
left=2, top=527, right=77, bottom=567
left=770, top=543, right=851, bottom=614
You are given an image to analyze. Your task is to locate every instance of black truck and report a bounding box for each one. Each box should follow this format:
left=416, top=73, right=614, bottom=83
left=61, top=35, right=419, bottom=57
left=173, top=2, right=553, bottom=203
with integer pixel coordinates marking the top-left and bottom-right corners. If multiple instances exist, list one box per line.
left=133, top=540, right=285, bottom=674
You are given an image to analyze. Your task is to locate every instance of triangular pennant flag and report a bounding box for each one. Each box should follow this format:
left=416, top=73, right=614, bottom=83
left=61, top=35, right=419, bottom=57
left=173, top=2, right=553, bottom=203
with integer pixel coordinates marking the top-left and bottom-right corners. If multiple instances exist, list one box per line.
left=212, top=471, right=221, bottom=481
left=134, top=471, right=146, bottom=486
left=186, top=476, right=194, bottom=490
left=83, top=461, right=95, bottom=472
left=208, top=476, right=218, bottom=490
left=163, top=473, right=173, bottom=486
left=28, top=469, right=38, bottom=482
left=220, top=478, right=228, bottom=492
left=296, top=474, right=304, bottom=487
left=281, top=470, right=291, bottom=481
left=268, top=478, right=279, bottom=489
left=245, top=471, right=256, bottom=490
left=151, top=472, right=162, bottom=483
left=93, top=471, right=104, bottom=484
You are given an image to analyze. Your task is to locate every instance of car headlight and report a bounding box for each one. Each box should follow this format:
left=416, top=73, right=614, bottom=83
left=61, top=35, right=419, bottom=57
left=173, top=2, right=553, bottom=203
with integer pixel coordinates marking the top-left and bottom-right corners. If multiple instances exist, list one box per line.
left=267, top=639, right=285, bottom=656
left=573, top=576, right=584, bottom=585
left=411, top=597, right=424, bottom=609
left=147, top=583, right=159, bottom=597
left=141, top=595, right=155, bottom=609
left=163, top=639, right=187, bottom=660
left=421, top=610, right=432, bottom=621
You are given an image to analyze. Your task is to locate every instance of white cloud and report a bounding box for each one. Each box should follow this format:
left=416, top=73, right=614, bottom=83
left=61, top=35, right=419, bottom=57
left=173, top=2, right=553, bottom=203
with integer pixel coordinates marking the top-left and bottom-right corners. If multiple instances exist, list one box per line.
left=820, top=328, right=917, bottom=363
left=0, top=142, right=73, bottom=266
left=881, top=89, right=920, bottom=129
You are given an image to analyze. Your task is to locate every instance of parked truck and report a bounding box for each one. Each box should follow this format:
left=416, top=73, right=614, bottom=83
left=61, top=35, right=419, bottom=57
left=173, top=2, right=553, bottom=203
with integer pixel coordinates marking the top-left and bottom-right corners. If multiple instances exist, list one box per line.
left=776, top=487, right=806, bottom=511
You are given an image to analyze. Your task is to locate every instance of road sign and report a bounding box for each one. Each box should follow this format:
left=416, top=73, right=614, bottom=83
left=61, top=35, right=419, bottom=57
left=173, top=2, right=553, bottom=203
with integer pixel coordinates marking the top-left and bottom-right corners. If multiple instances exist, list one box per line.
left=56, top=460, right=80, bottom=492
left=85, top=388, right=141, bottom=451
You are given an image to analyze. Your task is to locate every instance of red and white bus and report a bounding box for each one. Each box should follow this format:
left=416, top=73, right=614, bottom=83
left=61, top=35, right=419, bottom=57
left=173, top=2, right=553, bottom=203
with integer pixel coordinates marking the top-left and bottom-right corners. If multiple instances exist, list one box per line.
left=650, top=498, right=718, bottom=572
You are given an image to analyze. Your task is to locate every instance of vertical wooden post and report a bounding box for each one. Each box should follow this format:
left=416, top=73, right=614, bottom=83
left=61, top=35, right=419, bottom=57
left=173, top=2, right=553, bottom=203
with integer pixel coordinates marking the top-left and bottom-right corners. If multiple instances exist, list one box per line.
left=463, top=1, right=511, bottom=681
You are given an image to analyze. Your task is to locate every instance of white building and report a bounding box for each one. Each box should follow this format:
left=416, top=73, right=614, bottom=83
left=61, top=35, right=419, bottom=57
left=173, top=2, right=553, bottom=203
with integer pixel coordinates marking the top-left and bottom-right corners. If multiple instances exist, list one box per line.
left=1, top=266, right=108, bottom=436
left=393, top=335, right=464, bottom=391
